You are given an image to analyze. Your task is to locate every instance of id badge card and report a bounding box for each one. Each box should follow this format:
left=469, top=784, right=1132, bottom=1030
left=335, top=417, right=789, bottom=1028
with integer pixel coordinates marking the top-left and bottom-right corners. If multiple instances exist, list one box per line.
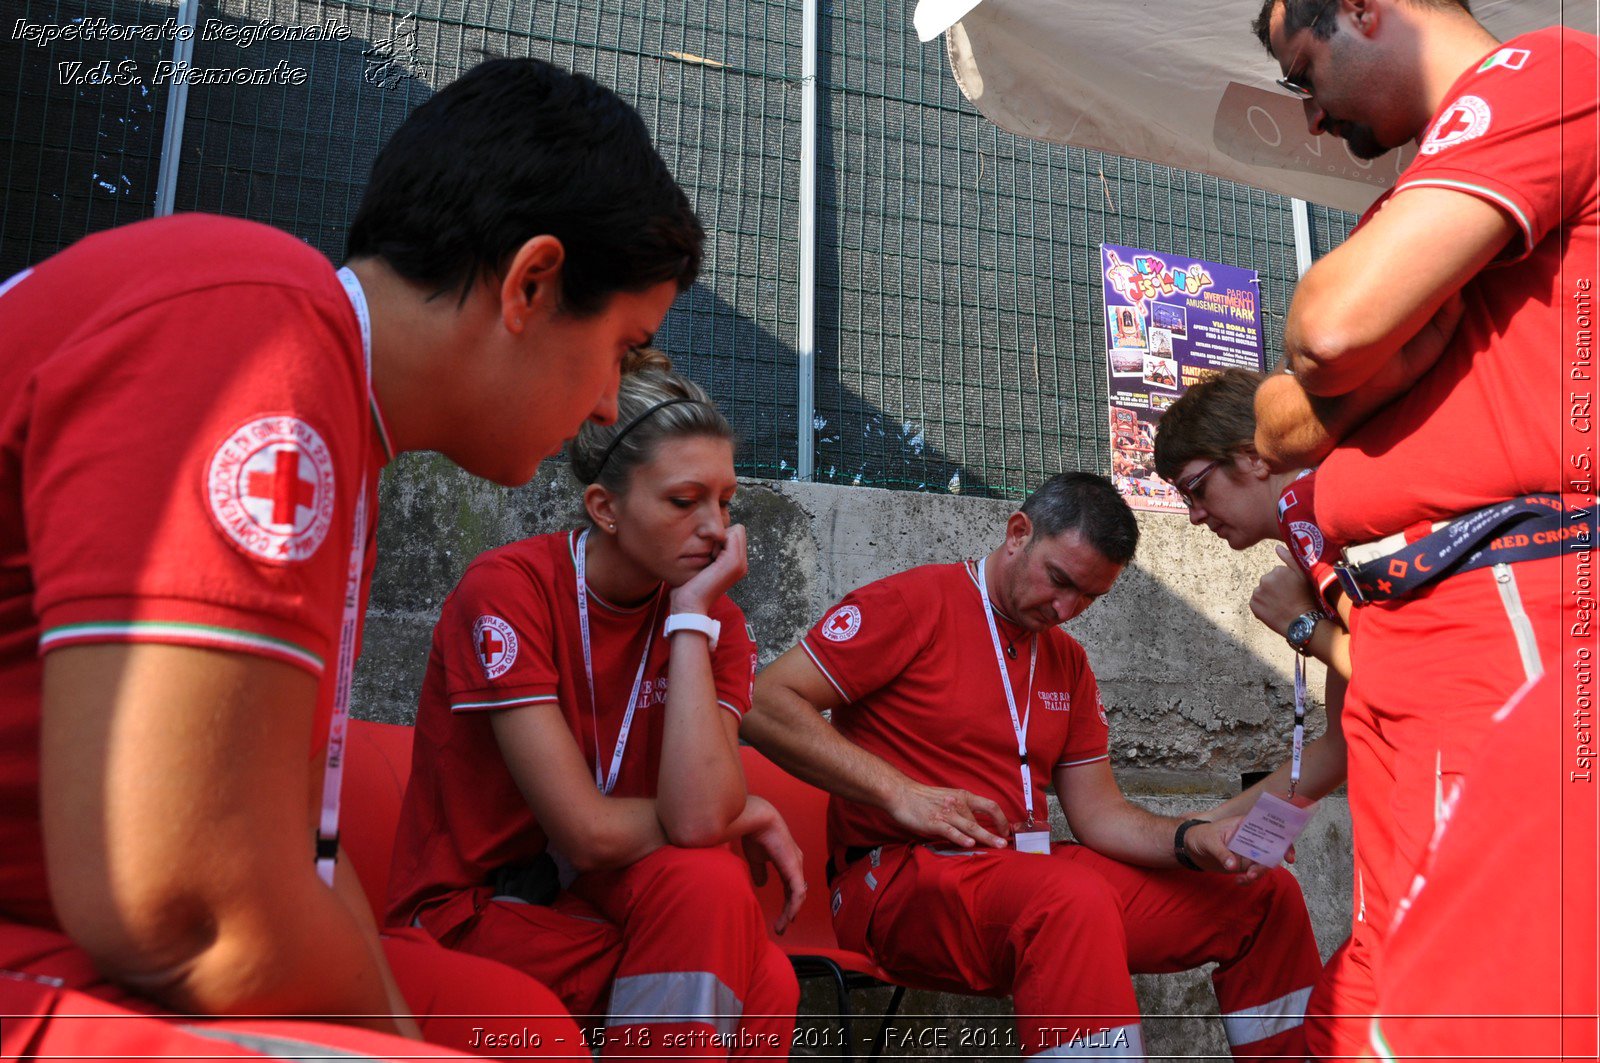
left=1013, top=829, right=1052, bottom=855
left=1226, top=792, right=1317, bottom=867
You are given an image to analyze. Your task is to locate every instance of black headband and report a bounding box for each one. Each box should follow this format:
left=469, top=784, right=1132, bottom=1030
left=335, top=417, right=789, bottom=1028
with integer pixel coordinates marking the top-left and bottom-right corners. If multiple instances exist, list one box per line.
left=592, top=397, right=698, bottom=480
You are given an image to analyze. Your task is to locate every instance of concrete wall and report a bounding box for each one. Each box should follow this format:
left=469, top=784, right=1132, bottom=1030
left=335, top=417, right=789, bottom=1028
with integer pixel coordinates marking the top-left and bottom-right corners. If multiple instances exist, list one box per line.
left=355, top=455, right=1351, bottom=1060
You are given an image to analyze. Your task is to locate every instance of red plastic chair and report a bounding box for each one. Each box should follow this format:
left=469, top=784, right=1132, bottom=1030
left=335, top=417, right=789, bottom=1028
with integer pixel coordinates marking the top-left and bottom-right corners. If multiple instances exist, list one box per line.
left=340, top=719, right=415, bottom=919
left=739, top=745, right=907, bottom=1061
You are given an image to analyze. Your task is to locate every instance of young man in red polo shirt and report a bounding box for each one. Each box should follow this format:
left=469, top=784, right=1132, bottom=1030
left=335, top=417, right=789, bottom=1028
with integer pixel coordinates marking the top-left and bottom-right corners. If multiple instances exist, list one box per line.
left=743, top=472, right=1324, bottom=1060
left=0, top=57, right=701, bottom=1060
left=1249, top=1, right=1598, bottom=1056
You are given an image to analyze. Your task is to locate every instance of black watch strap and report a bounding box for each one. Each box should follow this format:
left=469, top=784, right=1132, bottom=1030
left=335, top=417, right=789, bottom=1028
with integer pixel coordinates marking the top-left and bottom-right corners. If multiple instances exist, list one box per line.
left=1174, top=818, right=1208, bottom=871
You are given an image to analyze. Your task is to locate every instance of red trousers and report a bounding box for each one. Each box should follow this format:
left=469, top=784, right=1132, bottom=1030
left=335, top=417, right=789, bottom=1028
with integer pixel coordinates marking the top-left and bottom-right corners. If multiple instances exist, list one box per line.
left=0, top=921, right=586, bottom=1060
left=1304, top=690, right=1392, bottom=1062
left=433, top=845, right=797, bottom=1060
left=829, top=842, right=1322, bottom=1059
left=1377, top=674, right=1598, bottom=1058
left=1310, top=555, right=1565, bottom=1059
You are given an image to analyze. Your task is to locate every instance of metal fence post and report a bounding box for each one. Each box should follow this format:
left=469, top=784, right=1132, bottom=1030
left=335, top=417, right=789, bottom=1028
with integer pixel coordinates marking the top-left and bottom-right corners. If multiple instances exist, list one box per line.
left=152, top=0, right=199, bottom=217
left=1291, top=197, right=1314, bottom=277
left=796, top=0, right=819, bottom=481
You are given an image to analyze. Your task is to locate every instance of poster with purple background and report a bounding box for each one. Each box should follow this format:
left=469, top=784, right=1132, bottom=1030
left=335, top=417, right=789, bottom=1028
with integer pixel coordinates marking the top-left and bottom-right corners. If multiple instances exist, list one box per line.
left=1100, top=243, right=1266, bottom=513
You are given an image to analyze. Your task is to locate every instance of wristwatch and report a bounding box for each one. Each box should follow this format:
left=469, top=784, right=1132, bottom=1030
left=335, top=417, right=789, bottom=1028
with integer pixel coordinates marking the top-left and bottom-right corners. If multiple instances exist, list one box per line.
left=1285, top=610, right=1325, bottom=656
left=663, top=612, right=721, bottom=652
left=1174, top=818, right=1207, bottom=871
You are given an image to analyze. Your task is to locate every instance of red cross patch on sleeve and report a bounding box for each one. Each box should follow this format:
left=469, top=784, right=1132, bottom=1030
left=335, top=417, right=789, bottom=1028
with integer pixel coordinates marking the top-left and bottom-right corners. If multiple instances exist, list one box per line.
left=205, top=414, right=336, bottom=565
left=472, top=615, right=519, bottom=680
left=821, top=604, right=862, bottom=642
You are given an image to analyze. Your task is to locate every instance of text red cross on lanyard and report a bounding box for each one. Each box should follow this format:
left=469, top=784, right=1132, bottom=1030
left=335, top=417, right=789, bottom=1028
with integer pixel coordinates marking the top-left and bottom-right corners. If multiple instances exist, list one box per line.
left=575, top=528, right=662, bottom=795
left=977, top=557, right=1039, bottom=830
left=248, top=448, right=315, bottom=527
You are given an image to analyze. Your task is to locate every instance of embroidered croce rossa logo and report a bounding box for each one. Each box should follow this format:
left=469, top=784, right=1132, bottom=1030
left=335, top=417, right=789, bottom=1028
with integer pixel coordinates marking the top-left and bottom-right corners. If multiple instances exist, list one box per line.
left=472, top=615, right=518, bottom=680
left=207, top=415, right=336, bottom=565
left=822, top=604, right=862, bottom=642
left=1290, top=521, right=1326, bottom=567
left=1420, top=95, right=1492, bottom=155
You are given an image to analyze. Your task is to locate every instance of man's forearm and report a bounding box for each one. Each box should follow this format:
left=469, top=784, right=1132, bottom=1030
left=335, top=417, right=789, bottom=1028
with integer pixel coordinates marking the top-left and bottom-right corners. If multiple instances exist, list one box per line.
left=741, top=689, right=906, bottom=811
left=1255, top=372, right=1402, bottom=471
left=1072, top=799, right=1189, bottom=869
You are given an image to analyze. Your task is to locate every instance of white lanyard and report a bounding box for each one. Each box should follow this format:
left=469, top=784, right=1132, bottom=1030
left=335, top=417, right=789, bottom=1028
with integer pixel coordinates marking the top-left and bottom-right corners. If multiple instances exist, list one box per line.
left=1289, top=653, right=1307, bottom=799
left=316, top=267, right=375, bottom=887
left=976, top=557, right=1039, bottom=828
left=575, top=528, right=661, bottom=795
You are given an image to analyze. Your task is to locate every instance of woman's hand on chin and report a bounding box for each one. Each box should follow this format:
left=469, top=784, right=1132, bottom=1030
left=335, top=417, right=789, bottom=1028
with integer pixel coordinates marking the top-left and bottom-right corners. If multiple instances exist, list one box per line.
left=669, top=524, right=748, bottom=614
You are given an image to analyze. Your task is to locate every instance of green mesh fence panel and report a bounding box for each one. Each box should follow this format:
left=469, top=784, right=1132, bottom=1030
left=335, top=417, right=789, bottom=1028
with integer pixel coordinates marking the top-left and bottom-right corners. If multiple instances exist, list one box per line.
left=162, top=0, right=804, bottom=476
left=1, top=0, right=1357, bottom=497
left=164, top=0, right=432, bottom=261
left=812, top=3, right=1324, bottom=499
left=1, top=0, right=170, bottom=277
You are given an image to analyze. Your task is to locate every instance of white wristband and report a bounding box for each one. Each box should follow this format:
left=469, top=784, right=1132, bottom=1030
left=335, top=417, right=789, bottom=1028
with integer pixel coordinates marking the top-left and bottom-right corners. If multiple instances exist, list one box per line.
left=663, top=612, right=720, bottom=652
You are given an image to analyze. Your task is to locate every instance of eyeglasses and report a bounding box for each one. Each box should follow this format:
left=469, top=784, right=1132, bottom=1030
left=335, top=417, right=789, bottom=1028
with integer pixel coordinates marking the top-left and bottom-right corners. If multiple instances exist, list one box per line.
left=1273, top=0, right=1338, bottom=99
left=1175, top=458, right=1226, bottom=509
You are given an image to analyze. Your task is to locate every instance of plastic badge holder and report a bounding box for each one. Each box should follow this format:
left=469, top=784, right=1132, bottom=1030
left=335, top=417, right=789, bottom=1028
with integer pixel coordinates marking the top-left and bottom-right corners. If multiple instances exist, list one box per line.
left=1013, top=829, right=1052, bottom=855
left=1226, top=792, right=1318, bottom=867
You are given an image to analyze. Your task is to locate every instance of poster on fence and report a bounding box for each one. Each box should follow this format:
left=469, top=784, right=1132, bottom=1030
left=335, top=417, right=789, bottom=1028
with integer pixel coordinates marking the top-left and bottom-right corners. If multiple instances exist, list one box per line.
left=1100, top=243, right=1266, bottom=513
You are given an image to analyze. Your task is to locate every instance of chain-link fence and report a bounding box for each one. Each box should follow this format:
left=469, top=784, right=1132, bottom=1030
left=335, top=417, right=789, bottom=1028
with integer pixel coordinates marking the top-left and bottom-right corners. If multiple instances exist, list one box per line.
left=1, top=0, right=1357, bottom=498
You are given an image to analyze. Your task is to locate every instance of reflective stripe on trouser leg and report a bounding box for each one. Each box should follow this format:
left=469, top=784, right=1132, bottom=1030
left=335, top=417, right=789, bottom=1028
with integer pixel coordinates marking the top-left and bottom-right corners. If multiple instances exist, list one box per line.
left=179, top=1026, right=372, bottom=1059
left=1221, top=985, right=1312, bottom=1047
left=1370, top=1015, right=1399, bottom=1061
left=1029, top=1023, right=1144, bottom=1059
left=606, top=971, right=742, bottom=1036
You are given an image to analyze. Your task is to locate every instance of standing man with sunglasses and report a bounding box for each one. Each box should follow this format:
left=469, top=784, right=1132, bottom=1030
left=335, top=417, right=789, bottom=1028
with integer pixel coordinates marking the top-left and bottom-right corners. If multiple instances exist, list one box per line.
left=1248, top=1, right=1597, bottom=1057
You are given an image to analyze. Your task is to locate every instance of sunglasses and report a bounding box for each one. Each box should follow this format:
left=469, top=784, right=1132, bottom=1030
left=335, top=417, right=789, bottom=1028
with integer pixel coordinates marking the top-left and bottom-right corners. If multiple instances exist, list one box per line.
left=1275, top=71, right=1314, bottom=99
left=1273, top=0, right=1339, bottom=99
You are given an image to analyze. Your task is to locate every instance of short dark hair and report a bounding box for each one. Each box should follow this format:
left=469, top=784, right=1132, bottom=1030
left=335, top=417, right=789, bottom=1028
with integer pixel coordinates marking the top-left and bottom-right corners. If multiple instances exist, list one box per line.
left=346, top=58, right=703, bottom=314
left=1253, top=0, right=1472, bottom=51
left=1253, top=0, right=1336, bottom=51
left=1020, top=473, right=1139, bottom=566
left=1152, top=368, right=1265, bottom=481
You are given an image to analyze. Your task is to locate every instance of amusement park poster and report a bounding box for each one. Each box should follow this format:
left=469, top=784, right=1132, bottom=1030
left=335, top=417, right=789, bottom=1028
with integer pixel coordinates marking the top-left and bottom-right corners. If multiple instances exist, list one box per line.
left=1100, top=243, right=1266, bottom=513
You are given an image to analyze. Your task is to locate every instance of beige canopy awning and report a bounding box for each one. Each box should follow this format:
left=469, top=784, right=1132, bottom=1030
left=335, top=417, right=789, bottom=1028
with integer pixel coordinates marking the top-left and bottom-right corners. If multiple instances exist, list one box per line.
left=913, top=0, right=1596, bottom=213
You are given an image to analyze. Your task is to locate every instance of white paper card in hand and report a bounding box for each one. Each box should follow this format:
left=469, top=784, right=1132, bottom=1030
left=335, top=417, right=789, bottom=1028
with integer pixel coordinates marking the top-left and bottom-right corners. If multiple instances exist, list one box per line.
left=1226, top=793, right=1317, bottom=867
left=1013, top=830, right=1052, bottom=855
